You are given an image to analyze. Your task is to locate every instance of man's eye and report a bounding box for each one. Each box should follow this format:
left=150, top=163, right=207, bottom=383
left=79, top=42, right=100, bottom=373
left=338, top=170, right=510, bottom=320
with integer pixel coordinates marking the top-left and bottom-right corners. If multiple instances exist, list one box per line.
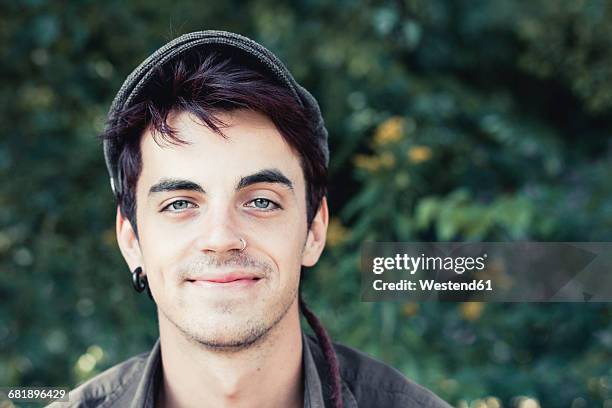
left=162, top=200, right=196, bottom=212
left=245, top=198, right=280, bottom=211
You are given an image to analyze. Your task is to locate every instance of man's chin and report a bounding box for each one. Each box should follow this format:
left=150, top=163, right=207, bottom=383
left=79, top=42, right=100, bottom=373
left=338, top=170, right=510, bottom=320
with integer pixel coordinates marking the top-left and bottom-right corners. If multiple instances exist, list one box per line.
left=181, top=324, right=272, bottom=352
left=160, top=288, right=298, bottom=351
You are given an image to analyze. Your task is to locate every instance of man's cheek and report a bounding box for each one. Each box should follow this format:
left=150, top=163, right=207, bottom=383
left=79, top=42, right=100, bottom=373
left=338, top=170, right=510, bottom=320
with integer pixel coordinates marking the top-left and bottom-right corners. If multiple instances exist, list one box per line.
left=139, top=235, right=182, bottom=278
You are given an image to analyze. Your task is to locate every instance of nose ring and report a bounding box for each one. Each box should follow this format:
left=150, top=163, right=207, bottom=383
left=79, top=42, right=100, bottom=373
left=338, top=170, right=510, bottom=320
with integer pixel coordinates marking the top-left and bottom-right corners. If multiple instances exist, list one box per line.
left=239, top=238, right=247, bottom=252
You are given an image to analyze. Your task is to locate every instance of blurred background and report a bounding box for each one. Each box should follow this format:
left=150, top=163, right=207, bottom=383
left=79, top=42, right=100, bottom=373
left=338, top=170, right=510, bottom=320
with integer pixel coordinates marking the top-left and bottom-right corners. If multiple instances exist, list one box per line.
left=1, top=0, right=612, bottom=407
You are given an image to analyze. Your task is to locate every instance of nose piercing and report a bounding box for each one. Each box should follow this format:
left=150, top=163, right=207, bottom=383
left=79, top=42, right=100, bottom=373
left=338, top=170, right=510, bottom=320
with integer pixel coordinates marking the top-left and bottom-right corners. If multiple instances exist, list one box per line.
left=239, top=238, right=247, bottom=251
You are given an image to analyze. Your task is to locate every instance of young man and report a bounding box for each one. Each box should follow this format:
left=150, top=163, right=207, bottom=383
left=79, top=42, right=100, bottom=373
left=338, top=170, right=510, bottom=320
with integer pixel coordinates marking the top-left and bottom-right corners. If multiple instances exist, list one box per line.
left=53, top=31, right=451, bottom=407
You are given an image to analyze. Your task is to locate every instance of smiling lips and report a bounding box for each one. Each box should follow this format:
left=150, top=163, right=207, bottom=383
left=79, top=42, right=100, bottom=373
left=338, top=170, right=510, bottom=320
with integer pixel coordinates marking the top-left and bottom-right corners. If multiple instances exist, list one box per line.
left=187, top=272, right=262, bottom=287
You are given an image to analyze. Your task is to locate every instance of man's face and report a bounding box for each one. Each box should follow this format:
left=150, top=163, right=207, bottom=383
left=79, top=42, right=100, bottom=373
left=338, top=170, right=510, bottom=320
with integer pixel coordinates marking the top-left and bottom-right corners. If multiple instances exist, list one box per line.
left=127, top=109, right=318, bottom=349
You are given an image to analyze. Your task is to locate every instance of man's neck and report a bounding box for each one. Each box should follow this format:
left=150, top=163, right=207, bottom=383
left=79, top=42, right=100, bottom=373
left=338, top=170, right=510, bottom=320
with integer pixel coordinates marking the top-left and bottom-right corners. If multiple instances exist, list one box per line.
left=156, top=299, right=304, bottom=408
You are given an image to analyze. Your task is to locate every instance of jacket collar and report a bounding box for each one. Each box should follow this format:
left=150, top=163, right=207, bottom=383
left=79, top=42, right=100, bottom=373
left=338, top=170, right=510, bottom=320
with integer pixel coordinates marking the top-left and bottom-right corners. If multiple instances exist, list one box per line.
left=128, top=330, right=356, bottom=407
left=130, top=336, right=162, bottom=408
left=302, top=330, right=326, bottom=408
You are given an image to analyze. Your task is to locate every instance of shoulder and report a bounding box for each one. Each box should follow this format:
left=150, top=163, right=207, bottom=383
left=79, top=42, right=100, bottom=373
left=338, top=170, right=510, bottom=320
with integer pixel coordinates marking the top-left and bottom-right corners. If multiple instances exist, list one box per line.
left=47, top=350, right=149, bottom=408
left=332, top=340, right=452, bottom=408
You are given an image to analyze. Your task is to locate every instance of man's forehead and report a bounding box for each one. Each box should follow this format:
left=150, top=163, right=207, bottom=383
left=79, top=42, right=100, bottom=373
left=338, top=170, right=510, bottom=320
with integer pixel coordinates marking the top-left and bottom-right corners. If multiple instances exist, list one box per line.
left=138, top=110, right=305, bottom=190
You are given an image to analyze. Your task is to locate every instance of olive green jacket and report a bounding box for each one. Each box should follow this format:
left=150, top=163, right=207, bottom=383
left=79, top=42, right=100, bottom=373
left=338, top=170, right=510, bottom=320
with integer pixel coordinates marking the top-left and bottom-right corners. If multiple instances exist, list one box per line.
left=48, top=331, right=451, bottom=407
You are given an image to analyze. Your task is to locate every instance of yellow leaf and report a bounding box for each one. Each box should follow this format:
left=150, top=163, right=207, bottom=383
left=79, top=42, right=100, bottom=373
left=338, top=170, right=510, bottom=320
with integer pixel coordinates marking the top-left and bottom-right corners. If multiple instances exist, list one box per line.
left=407, top=145, right=432, bottom=163
left=401, top=302, right=420, bottom=316
left=374, top=116, right=404, bottom=146
left=459, top=302, right=485, bottom=321
left=353, top=154, right=381, bottom=172
left=327, top=218, right=350, bottom=247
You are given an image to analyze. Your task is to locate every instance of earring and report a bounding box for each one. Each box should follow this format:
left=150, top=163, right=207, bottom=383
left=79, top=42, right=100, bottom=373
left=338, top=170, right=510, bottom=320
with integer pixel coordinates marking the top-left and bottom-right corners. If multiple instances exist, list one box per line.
left=131, top=267, right=154, bottom=300
left=131, top=267, right=147, bottom=292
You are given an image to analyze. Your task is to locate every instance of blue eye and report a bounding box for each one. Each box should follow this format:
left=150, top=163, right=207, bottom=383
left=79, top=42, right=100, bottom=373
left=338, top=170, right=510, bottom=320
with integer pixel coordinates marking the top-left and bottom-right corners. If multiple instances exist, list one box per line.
left=247, top=198, right=280, bottom=211
left=163, top=200, right=196, bottom=212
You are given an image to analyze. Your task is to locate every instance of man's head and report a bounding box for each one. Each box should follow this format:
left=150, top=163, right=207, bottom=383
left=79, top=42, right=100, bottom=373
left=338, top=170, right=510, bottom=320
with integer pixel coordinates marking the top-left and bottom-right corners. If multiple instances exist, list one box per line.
left=109, top=51, right=328, bottom=238
left=101, top=40, right=329, bottom=349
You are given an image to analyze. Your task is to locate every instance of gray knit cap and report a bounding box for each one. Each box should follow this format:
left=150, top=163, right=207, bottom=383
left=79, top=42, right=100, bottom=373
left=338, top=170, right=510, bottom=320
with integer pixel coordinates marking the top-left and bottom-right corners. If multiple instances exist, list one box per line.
left=103, top=30, right=329, bottom=197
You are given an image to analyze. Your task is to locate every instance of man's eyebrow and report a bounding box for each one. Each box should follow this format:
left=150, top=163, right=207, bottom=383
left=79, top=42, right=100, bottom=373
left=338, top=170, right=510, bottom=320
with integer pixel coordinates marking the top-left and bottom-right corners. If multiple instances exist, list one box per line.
left=148, top=178, right=205, bottom=196
left=147, top=170, right=292, bottom=197
left=236, top=168, right=294, bottom=191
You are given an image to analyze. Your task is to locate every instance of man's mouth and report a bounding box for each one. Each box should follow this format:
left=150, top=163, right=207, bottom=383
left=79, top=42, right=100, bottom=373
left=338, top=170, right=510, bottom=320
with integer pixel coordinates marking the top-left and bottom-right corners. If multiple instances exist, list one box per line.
left=186, top=272, right=262, bottom=288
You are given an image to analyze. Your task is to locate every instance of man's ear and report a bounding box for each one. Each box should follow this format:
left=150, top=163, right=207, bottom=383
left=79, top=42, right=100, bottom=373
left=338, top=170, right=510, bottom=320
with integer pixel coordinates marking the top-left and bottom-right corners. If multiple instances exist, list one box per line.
left=116, top=206, right=144, bottom=272
left=302, top=197, right=329, bottom=267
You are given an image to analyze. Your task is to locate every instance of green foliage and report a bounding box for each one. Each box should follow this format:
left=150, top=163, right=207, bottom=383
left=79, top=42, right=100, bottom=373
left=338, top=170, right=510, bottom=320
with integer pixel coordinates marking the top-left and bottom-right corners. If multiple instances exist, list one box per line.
left=1, top=1, right=611, bottom=407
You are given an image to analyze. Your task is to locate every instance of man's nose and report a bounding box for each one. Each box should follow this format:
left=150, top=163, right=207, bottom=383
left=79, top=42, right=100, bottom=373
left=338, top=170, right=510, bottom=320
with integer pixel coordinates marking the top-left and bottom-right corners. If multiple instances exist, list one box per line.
left=192, top=199, right=244, bottom=254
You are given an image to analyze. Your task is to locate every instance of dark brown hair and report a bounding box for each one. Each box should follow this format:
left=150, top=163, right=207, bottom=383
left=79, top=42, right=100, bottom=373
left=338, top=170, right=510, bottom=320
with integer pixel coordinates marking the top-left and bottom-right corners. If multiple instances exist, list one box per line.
left=101, top=51, right=327, bottom=237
